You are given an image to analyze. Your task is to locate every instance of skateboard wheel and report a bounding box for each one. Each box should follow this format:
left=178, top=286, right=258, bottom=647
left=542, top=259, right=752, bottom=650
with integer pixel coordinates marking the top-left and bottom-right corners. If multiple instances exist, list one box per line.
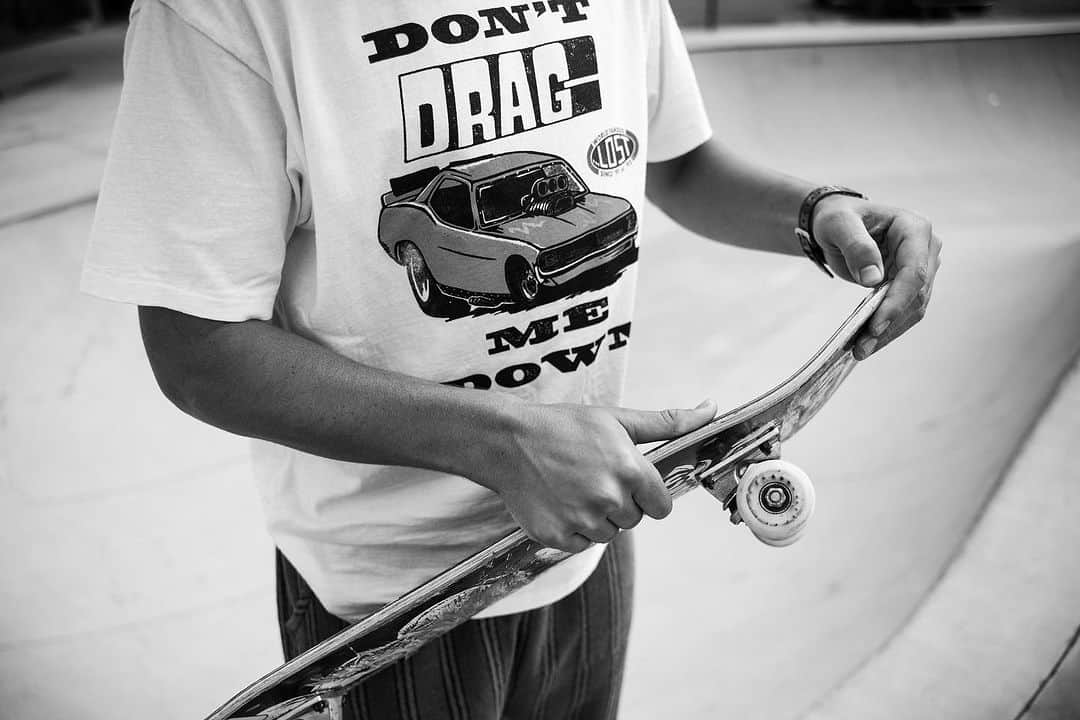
left=736, top=460, right=815, bottom=546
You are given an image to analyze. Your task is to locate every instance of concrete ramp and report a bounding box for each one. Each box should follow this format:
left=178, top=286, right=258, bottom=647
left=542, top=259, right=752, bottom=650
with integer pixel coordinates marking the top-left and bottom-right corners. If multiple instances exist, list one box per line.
left=803, top=358, right=1080, bottom=718
left=622, top=28, right=1080, bottom=720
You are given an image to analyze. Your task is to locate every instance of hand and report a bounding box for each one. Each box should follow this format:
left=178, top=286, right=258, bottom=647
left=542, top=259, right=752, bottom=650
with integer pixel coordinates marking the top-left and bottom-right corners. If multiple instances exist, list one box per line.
left=811, top=195, right=942, bottom=360
left=481, top=399, right=717, bottom=553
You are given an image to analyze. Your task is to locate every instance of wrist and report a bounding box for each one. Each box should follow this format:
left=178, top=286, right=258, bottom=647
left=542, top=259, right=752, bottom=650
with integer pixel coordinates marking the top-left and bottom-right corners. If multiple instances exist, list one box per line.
left=452, top=391, right=528, bottom=493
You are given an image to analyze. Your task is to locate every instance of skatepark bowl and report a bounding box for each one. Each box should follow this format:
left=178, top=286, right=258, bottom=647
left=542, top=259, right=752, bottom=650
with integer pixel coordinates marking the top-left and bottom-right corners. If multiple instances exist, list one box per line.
left=1, top=14, right=1079, bottom=720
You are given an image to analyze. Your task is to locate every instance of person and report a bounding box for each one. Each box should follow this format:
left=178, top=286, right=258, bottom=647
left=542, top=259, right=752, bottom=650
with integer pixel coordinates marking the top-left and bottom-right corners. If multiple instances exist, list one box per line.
left=82, top=1, right=941, bottom=718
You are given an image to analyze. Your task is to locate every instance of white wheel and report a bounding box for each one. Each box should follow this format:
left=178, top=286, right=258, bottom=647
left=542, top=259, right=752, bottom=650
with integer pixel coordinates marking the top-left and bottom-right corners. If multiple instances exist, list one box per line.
left=735, top=459, right=815, bottom=547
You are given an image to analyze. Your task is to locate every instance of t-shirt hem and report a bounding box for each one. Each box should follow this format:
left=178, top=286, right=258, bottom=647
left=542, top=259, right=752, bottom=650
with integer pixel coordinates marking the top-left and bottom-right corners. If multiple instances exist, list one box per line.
left=81, top=266, right=275, bottom=322
left=471, top=543, right=607, bottom=618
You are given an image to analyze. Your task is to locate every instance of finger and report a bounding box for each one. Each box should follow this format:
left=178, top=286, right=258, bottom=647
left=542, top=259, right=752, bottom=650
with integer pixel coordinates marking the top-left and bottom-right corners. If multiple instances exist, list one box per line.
left=869, top=237, right=941, bottom=355
left=819, top=210, right=884, bottom=286
left=580, top=519, right=621, bottom=544
left=853, top=265, right=923, bottom=360
left=632, top=454, right=673, bottom=520
left=608, top=501, right=645, bottom=530
left=611, top=398, right=717, bottom=444
left=855, top=262, right=935, bottom=358
left=855, top=216, right=933, bottom=359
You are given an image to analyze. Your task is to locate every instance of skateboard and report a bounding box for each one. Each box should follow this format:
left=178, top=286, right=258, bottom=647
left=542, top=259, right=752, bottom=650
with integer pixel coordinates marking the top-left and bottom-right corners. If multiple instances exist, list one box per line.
left=206, top=283, right=889, bottom=720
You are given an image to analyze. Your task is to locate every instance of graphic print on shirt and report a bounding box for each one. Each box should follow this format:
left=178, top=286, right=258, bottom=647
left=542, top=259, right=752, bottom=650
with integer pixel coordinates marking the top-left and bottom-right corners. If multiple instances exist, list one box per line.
left=362, top=9, right=642, bottom=322
left=376, top=151, right=638, bottom=319
left=394, top=33, right=602, bottom=162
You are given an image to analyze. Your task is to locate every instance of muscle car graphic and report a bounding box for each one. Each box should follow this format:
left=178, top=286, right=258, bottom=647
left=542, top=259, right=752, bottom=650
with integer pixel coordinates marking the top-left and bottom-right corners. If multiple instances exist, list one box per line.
left=377, top=152, right=638, bottom=317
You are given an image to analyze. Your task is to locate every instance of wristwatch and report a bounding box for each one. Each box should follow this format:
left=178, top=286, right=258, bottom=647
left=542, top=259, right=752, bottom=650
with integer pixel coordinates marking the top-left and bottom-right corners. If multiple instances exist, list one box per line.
left=795, top=185, right=867, bottom=278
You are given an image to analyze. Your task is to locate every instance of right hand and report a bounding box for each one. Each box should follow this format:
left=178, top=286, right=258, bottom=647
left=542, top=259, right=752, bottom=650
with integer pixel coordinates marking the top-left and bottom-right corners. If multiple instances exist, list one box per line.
left=480, top=399, right=717, bottom=553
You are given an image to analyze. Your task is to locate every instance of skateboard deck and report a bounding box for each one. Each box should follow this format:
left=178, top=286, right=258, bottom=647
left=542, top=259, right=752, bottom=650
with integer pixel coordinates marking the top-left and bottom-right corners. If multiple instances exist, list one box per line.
left=206, top=283, right=889, bottom=720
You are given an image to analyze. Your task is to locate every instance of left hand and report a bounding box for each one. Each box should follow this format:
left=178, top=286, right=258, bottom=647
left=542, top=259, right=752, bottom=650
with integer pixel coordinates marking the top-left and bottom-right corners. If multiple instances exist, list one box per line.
left=812, top=195, right=942, bottom=360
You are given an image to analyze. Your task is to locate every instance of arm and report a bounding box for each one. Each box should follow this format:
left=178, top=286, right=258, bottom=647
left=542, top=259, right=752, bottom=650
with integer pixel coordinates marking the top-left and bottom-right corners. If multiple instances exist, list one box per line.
left=646, top=139, right=815, bottom=257
left=139, top=307, right=716, bottom=552
left=646, top=138, right=942, bottom=359
left=141, top=306, right=518, bottom=472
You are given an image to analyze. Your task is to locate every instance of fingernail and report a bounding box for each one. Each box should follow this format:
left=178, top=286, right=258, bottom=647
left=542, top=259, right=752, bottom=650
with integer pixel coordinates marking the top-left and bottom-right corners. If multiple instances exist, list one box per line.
left=694, top=398, right=714, bottom=410
left=859, top=265, right=883, bottom=285
left=871, top=318, right=891, bottom=337
left=857, top=338, right=877, bottom=358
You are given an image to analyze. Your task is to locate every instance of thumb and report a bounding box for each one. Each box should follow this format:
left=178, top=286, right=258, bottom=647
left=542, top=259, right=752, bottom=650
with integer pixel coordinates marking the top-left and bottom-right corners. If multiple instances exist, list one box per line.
left=821, top=211, right=884, bottom=286
left=612, top=399, right=717, bottom=444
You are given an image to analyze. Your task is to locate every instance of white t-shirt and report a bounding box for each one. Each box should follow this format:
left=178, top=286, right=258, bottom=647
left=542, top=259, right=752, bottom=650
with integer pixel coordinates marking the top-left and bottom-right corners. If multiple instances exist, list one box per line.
left=83, top=0, right=711, bottom=621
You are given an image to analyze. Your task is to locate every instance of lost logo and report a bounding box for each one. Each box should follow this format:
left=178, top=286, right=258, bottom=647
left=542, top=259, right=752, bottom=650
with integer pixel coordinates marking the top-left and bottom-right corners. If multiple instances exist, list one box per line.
left=587, top=128, right=639, bottom=176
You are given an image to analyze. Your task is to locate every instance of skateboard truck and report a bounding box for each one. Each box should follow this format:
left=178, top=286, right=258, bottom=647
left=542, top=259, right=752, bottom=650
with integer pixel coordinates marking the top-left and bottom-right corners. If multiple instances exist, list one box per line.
left=696, top=423, right=816, bottom=546
left=727, top=436, right=782, bottom=523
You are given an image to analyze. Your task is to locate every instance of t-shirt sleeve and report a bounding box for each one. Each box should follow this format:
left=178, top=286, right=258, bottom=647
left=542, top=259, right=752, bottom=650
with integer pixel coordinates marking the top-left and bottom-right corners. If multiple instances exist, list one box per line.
left=81, top=0, right=295, bottom=322
left=645, top=0, right=713, bottom=162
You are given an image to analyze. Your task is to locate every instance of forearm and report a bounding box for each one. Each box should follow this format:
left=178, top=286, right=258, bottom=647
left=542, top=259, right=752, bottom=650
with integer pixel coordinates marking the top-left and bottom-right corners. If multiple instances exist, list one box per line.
left=139, top=307, right=519, bottom=485
left=646, top=139, right=816, bottom=255
left=137, top=306, right=718, bottom=553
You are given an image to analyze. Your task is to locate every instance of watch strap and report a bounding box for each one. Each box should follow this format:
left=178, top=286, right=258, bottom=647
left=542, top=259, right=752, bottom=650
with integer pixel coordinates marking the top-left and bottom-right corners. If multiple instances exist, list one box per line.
left=796, top=185, right=867, bottom=278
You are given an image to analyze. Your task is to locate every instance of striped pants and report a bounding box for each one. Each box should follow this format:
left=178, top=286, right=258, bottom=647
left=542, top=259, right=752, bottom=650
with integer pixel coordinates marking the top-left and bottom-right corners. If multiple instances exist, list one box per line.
left=276, top=533, right=634, bottom=720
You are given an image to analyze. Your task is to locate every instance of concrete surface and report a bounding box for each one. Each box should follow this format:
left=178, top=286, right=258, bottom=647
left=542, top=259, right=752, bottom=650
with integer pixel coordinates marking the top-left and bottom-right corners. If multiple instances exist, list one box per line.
left=621, top=30, right=1080, bottom=720
left=803, top=355, right=1080, bottom=718
left=669, top=0, right=1080, bottom=26
left=0, top=25, right=122, bottom=225
left=0, top=21, right=1077, bottom=720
